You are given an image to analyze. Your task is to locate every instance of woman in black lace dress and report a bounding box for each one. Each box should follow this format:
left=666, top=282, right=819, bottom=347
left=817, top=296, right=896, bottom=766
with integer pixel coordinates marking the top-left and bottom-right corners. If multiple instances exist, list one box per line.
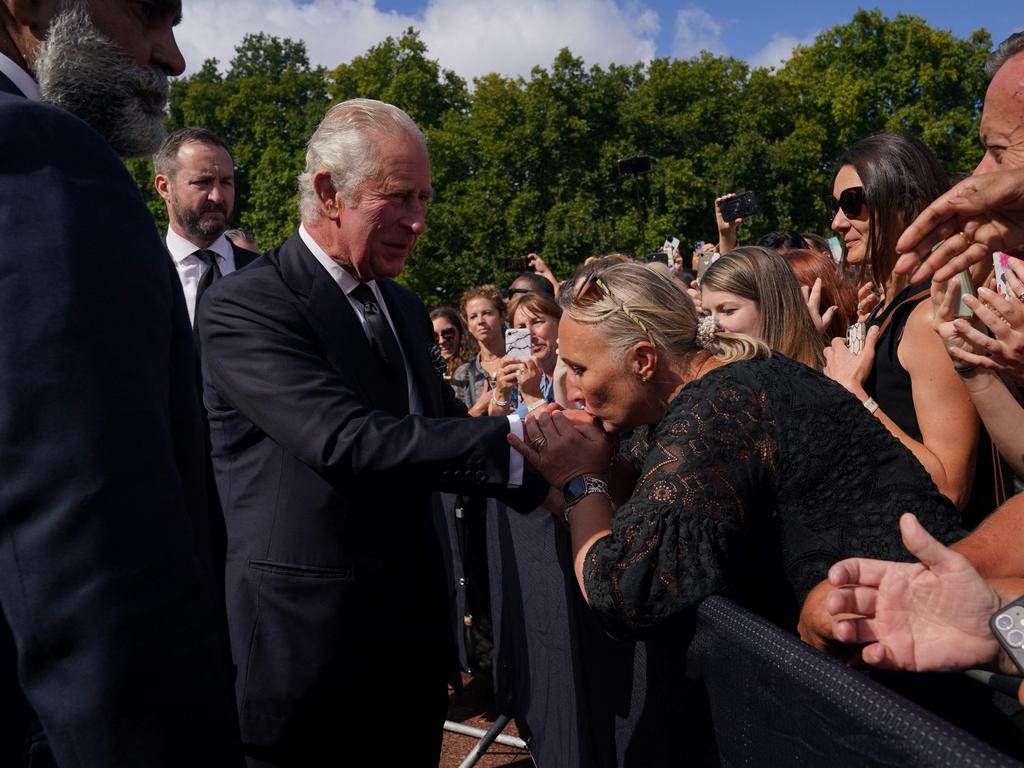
left=512, top=262, right=963, bottom=637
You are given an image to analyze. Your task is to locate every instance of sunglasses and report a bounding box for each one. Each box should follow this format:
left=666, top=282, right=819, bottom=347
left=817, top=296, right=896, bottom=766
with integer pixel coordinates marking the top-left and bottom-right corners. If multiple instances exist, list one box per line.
left=574, top=271, right=654, bottom=345
left=828, top=186, right=865, bottom=219
left=506, top=287, right=532, bottom=300
left=434, top=327, right=457, bottom=341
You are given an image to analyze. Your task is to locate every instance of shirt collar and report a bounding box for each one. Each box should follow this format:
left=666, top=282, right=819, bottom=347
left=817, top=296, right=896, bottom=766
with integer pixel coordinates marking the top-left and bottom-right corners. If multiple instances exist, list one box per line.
left=165, top=228, right=233, bottom=265
left=298, top=223, right=380, bottom=299
left=0, top=52, right=41, bottom=101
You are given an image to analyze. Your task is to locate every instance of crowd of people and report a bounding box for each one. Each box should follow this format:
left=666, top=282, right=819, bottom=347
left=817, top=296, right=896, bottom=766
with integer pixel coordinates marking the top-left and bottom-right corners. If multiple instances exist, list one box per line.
left=3, top=1, right=1024, bottom=766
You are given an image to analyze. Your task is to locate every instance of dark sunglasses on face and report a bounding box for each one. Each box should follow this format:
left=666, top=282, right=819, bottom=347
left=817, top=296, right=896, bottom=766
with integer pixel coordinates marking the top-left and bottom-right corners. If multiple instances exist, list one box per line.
left=434, top=328, right=457, bottom=341
left=828, top=186, right=865, bottom=220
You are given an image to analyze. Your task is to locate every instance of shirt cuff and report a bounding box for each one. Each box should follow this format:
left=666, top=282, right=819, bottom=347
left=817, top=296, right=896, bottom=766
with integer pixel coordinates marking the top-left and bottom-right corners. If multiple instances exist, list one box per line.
left=506, top=414, right=524, bottom=488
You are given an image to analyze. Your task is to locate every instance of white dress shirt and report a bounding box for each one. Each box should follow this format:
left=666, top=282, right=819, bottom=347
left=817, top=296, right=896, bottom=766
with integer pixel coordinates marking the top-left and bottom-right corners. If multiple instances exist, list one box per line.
left=0, top=52, right=41, bottom=101
left=166, top=229, right=238, bottom=325
left=298, top=224, right=524, bottom=486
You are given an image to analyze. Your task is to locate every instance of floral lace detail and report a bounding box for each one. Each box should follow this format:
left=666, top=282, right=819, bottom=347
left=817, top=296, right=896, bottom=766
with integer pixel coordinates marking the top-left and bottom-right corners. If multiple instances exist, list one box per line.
left=584, top=356, right=964, bottom=639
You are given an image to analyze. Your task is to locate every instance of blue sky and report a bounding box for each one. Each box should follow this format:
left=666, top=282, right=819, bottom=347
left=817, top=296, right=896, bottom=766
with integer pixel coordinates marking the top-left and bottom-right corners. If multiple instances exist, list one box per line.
left=175, top=2, right=1022, bottom=80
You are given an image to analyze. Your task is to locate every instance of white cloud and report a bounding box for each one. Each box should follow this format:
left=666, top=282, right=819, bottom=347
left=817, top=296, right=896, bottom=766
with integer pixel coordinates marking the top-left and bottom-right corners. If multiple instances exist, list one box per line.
left=747, top=31, right=816, bottom=71
left=174, top=0, right=660, bottom=82
left=671, top=7, right=726, bottom=59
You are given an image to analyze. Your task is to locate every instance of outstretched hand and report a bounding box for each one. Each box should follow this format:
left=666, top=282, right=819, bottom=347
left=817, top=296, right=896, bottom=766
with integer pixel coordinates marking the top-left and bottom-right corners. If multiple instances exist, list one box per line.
left=895, top=168, right=1024, bottom=283
left=827, top=513, right=1002, bottom=671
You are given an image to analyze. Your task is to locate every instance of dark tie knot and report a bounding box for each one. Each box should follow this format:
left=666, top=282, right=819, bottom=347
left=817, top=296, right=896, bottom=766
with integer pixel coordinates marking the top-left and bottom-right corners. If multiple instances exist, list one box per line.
left=351, top=284, right=379, bottom=315
left=193, top=249, right=219, bottom=268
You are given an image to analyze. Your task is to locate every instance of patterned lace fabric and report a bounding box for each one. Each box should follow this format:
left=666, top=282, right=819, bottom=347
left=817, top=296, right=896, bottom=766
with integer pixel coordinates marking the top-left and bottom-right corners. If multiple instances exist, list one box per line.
left=585, top=355, right=965, bottom=639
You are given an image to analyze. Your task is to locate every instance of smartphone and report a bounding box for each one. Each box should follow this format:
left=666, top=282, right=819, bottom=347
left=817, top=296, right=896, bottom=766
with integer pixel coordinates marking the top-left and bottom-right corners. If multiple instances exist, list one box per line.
left=846, top=322, right=867, bottom=356
left=718, top=191, right=759, bottom=222
left=505, top=327, right=532, bottom=360
left=502, top=255, right=530, bottom=273
left=990, top=596, right=1024, bottom=676
left=954, top=270, right=976, bottom=318
left=696, top=250, right=720, bottom=281
left=994, top=252, right=1020, bottom=301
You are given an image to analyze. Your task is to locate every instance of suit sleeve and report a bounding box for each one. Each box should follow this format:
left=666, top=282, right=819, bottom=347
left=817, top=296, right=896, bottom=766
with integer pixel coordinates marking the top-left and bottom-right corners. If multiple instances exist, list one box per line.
left=200, top=272, right=540, bottom=503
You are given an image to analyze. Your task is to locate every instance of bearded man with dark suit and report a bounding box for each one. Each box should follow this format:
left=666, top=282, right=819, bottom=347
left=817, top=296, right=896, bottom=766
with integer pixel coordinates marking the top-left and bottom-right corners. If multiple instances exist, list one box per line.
left=154, top=127, right=260, bottom=327
left=0, top=1, right=242, bottom=766
left=199, top=98, right=543, bottom=767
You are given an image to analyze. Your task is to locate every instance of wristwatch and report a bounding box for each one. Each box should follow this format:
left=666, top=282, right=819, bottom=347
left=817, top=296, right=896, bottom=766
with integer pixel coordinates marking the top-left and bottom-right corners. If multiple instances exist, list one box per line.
left=562, top=474, right=612, bottom=523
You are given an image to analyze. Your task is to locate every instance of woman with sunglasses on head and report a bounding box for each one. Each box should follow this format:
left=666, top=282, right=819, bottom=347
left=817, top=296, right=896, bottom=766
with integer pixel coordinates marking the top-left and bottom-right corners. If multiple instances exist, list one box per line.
left=823, top=133, right=1000, bottom=525
left=512, top=261, right=962, bottom=646
left=430, top=306, right=476, bottom=382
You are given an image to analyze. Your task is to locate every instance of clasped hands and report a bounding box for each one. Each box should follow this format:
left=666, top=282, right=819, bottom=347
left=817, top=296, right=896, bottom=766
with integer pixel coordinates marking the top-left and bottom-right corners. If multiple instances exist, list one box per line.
left=508, top=404, right=614, bottom=490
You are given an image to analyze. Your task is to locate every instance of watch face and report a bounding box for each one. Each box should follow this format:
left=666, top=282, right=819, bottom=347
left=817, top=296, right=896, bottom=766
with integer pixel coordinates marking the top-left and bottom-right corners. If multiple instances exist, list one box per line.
left=563, top=475, right=587, bottom=502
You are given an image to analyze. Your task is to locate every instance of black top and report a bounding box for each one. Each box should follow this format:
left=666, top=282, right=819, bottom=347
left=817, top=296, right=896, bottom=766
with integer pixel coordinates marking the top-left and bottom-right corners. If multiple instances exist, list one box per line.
left=583, top=355, right=964, bottom=638
left=864, top=282, right=1010, bottom=528
left=865, top=282, right=929, bottom=440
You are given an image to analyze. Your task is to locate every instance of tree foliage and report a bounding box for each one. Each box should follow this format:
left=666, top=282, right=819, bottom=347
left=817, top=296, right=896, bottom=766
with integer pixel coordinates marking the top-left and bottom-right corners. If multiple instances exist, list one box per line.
left=143, top=14, right=992, bottom=306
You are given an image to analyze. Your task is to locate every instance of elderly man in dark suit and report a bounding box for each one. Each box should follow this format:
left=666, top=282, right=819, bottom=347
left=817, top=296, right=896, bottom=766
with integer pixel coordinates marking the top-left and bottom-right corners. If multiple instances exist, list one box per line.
left=0, top=1, right=242, bottom=766
left=199, top=98, right=543, bottom=766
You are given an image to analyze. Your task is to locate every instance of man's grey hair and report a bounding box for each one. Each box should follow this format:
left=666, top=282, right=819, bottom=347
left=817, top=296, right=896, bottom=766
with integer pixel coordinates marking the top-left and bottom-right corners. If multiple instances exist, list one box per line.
left=297, top=98, right=427, bottom=222
left=153, top=127, right=235, bottom=178
left=986, top=32, right=1024, bottom=80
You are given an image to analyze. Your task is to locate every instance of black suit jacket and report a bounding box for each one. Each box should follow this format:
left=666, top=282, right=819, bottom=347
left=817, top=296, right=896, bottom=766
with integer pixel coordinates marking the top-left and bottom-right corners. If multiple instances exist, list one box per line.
left=0, top=84, right=241, bottom=764
left=200, top=231, right=543, bottom=750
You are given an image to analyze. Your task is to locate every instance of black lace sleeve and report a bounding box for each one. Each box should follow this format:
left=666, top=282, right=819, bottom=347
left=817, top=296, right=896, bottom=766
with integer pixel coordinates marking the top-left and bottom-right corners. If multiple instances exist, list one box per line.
left=582, top=372, right=776, bottom=637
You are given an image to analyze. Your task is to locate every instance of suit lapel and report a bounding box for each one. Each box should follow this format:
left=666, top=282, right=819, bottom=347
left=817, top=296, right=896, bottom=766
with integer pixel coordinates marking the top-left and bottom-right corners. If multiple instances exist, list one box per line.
left=274, top=233, right=388, bottom=410
left=379, top=281, right=443, bottom=416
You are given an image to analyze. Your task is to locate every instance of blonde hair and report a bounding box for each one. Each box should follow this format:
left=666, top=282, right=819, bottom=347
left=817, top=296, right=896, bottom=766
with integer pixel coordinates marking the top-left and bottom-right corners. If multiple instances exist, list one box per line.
left=701, top=247, right=825, bottom=369
left=561, top=262, right=770, bottom=366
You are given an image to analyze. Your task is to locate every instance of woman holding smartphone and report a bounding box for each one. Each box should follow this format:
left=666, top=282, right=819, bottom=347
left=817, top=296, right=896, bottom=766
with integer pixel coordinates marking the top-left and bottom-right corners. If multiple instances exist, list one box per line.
left=822, top=133, right=999, bottom=524
left=488, top=293, right=563, bottom=417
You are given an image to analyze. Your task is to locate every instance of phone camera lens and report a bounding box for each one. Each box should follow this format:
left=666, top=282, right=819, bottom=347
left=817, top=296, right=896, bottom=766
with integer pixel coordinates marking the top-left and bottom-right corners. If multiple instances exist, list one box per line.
left=1008, top=629, right=1024, bottom=648
left=997, top=614, right=1014, bottom=631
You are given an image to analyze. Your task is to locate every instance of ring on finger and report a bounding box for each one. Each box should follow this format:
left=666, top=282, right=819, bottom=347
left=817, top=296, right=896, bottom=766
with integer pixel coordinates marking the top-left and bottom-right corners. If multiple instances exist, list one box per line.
left=960, top=230, right=974, bottom=247
left=530, top=436, right=547, bottom=451
left=1016, top=292, right=1024, bottom=304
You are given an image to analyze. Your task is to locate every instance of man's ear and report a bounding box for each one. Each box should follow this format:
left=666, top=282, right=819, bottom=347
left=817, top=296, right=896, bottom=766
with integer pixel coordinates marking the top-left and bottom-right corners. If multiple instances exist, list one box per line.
left=154, top=173, right=171, bottom=202
left=6, top=0, right=59, bottom=33
left=313, top=171, right=342, bottom=220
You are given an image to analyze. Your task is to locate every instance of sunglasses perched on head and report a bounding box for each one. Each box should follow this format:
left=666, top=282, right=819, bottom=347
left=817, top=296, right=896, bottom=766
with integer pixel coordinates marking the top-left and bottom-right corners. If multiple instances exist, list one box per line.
left=574, top=271, right=654, bottom=345
left=828, top=186, right=866, bottom=219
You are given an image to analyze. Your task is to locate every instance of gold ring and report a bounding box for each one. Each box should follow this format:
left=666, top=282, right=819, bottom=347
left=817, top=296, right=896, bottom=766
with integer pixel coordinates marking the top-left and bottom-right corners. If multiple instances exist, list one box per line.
left=530, top=436, right=547, bottom=452
left=960, top=230, right=974, bottom=247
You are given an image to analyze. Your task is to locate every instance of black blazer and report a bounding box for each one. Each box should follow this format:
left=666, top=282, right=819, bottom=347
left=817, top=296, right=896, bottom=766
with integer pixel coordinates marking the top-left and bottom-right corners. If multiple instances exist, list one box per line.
left=0, top=87, right=241, bottom=764
left=199, top=231, right=543, bottom=749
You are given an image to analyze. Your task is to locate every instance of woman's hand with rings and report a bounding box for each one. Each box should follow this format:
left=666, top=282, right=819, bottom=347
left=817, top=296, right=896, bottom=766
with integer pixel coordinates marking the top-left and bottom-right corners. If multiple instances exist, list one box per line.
left=507, top=356, right=543, bottom=399
left=508, top=407, right=612, bottom=488
left=824, top=325, right=879, bottom=399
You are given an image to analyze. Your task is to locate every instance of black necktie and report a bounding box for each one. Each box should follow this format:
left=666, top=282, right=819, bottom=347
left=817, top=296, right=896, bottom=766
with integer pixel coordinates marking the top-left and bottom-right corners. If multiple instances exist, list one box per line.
left=351, top=283, right=409, bottom=412
left=193, top=249, right=222, bottom=316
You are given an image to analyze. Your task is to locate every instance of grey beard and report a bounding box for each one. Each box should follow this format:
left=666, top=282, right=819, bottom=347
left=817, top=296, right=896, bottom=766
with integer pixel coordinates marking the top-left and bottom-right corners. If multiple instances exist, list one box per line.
left=34, top=1, right=170, bottom=158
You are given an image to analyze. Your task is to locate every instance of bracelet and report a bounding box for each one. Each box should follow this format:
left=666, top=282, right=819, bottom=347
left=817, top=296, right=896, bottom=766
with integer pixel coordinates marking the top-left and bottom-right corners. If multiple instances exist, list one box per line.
left=862, top=396, right=880, bottom=415
left=491, top=391, right=511, bottom=408
left=526, top=399, right=547, bottom=414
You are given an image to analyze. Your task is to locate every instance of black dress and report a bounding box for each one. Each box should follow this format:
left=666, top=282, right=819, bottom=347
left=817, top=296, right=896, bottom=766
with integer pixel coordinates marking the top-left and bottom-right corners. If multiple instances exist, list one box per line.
left=583, top=354, right=965, bottom=638
left=865, top=282, right=1011, bottom=529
